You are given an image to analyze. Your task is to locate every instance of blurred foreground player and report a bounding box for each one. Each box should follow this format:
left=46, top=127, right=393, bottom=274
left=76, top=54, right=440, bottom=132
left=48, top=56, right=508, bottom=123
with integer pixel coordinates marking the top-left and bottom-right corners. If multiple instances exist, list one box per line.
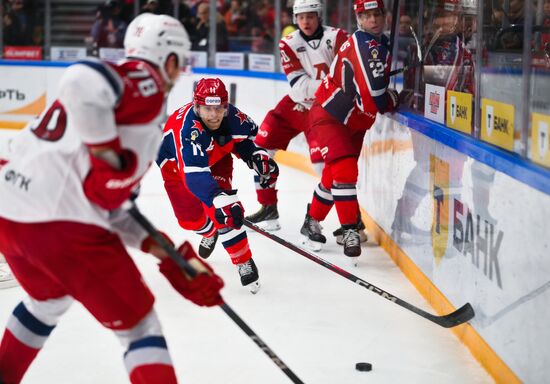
left=157, top=78, right=279, bottom=293
left=0, top=14, right=223, bottom=384
left=300, top=0, right=399, bottom=262
left=245, top=0, right=348, bottom=231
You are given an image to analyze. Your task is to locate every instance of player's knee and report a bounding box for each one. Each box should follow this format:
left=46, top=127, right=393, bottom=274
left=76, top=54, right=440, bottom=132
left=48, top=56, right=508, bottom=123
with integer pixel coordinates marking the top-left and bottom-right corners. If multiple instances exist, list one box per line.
left=330, top=157, right=358, bottom=184
left=24, top=295, right=73, bottom=325
left=114, top=310, right=163, bottom=349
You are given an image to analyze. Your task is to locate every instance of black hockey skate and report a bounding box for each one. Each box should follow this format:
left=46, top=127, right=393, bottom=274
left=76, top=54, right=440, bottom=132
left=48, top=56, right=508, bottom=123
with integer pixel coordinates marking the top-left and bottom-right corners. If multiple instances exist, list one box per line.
left=198, top=231, right=218, bottom=259
left=237, top=258, right=260, bottom=294
left=333, top=214, right=368, bottom=245
left=245, top=204, right=280, bottom=231
left=341, top=224, right=361, bottom=263
left=300, top=205, right=326, bottom=252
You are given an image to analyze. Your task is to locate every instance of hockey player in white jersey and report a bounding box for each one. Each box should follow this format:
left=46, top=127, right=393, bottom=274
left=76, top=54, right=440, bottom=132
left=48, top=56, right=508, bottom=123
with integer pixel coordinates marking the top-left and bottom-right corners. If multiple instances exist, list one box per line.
left=245, top=0, right=348, bottom=231
left=0, top=14, right=224, bottom=384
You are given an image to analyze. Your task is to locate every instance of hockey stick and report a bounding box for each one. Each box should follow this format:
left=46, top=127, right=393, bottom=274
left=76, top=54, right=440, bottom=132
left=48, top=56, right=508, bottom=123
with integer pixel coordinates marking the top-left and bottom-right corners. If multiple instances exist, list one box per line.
left=389, top=25, right=423, bottom=77
left=389, top=25, right=444, bottom=77
left=128, top=205, right=305, bottom=384
left=244, top=220, right=474, bottom=328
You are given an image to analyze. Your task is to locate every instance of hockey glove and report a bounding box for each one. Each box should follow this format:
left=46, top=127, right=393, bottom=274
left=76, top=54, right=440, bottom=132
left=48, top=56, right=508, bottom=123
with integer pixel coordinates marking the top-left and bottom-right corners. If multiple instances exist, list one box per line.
left=83, top=142, right=138, bottom=210
left=247, top=149, right=279, bottom=189
left=159, top=241, right=224, bottom=307
left=213, top=190, right=244, bottom=229
left=386, top=88, right=400, bottom=113
left=141, top=231, right=174, bottom=256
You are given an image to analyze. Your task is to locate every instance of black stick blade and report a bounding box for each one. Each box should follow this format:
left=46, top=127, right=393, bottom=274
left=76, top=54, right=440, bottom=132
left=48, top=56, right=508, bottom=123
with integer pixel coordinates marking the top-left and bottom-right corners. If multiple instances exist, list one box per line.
left=435, top=303, right=475, bottom=328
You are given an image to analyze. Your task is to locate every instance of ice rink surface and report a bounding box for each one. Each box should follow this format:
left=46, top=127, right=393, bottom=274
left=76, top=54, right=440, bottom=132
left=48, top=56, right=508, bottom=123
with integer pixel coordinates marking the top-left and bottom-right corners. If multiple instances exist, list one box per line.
left=0, top=158, right=493, bottom=384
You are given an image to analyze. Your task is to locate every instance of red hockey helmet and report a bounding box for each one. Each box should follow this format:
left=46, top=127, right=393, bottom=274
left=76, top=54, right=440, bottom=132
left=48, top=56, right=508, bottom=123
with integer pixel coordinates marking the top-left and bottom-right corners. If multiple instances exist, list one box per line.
left=353, top=0, right=385, bottom=15
left=193, top=78, right=228, bottom=107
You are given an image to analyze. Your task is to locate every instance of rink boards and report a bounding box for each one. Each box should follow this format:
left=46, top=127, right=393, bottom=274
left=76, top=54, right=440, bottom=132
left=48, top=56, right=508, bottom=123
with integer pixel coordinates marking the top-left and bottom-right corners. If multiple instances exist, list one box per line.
left=2, top=61, right=550, bottom=383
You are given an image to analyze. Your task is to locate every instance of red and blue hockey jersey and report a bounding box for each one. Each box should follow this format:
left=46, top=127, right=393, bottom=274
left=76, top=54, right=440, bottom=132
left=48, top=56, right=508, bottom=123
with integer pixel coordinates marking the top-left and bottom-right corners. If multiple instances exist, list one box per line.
left=156, top=103, right=259, bottom=206
left=315, top=30, right=393, bottom=130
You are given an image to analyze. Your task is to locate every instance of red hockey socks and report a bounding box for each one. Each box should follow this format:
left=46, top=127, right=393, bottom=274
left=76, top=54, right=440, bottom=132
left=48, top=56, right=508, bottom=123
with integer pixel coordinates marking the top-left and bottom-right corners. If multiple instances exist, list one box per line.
left=329, top=157, right=359, bottom=226
left=256, top=183, right=278, bottom=206
left=0, top=301, right=56, bottom=383
left=124, top=336, right=177, bottom=384
left=308, top=182, right=334, bottom=222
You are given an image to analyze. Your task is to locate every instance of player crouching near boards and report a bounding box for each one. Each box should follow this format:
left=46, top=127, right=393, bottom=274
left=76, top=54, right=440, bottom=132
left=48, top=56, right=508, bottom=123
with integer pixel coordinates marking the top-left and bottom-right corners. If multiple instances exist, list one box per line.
left=245, top=0, right=348, bottom=232
left=299, top=0, right=399, bottom=263
left=0, top=14, right=224, bottom=384
left=156, top=78, right=279, bottom=294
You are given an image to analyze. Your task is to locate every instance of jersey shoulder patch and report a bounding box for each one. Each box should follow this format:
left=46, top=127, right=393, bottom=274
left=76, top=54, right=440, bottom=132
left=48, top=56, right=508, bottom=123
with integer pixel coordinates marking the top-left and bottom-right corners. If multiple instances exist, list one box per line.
left=227, top=105, right=257, bottom=139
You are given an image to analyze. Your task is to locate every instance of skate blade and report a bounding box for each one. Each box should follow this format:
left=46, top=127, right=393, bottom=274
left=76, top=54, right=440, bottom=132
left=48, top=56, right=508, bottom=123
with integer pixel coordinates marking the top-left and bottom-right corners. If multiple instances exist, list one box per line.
left=300, top=235, right=323, bottom=252
left=347, top=257, right=359, bottom=268
left=253, top=219, right=281, bottom=232
left=248, top=280, right=261, bottom=294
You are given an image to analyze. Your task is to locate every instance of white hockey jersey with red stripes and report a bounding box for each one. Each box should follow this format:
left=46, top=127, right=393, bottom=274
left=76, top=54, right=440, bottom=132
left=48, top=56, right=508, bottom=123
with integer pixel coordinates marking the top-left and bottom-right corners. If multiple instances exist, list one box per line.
left=0, top=59, right=166, bottom=241
left=279, top=26, right=348, bottom=109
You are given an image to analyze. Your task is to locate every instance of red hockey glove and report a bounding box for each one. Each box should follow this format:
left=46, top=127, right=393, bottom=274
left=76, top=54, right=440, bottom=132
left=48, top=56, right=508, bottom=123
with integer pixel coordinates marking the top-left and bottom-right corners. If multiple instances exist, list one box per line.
left=386, top=88, right=400, bottom=113
left=247, top=149, right=279, bottom=189
left=159, top=241, right=224, bottom=307
left=141, top=231, right=174, bottom=254
left=213, top=190, right=244, bottom=229
left=83, top=142, right=138, bottom=210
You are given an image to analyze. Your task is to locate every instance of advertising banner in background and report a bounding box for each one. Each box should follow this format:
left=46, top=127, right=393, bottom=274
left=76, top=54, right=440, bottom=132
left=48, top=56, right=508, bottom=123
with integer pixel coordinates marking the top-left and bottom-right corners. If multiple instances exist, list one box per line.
left=3, top=46, right=42, bottom=60
left=424, top=83, right=446, bottom=124
left=0, top=66, right=47, bottom=129
left=98, top=48, right=125, bottom=63
left=481, top=98, right=515, bottom=151
left=531, top=112, right=550, bottom=167
left=50, top=46, right=87, bottom=62
left=215, top=52, right=244, bottom=70
left=189, top=51, right=207, bottom=68
left=446, top=90, right=473, bottom=134
left=248, top=53, right=275, bottom=72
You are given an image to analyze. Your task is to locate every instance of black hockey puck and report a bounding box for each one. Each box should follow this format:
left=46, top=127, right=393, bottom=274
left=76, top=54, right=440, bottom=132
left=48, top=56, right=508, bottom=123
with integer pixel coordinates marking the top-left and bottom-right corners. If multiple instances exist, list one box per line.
left=355, top=362, right=372, bottom=372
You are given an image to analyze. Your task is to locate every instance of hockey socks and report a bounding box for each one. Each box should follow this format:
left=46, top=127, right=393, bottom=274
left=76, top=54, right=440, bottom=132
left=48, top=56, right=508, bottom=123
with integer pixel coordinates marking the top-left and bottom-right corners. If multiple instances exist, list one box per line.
left=255, top=182, right=278, bottom=206
left=0, top=302, right=57, bottom=383
left=308, top=183, right=334, bottom=222
left=125, top=336, right=176, bottom=384
left=331, top=182, right=359, bottom=226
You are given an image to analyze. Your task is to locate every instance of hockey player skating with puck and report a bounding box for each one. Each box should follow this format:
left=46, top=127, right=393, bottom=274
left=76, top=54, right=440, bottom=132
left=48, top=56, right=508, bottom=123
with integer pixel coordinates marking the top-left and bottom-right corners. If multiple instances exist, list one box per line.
left=0, top=14, right=224, bottom=384
left=157, top=78, right=279, bottom=294
left=300, top=0, right=399, bottom=261
left=245, top=0, right=349, bottom=232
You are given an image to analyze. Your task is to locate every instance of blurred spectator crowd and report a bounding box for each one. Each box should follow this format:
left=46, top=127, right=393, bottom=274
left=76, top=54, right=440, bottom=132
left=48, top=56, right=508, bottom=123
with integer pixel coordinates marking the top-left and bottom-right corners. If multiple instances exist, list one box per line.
left=2, top=0, right=42, bottom=46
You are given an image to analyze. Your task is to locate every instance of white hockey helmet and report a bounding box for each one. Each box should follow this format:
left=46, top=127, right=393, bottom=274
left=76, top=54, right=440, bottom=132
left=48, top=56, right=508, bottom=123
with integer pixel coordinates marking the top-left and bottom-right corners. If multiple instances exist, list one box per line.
left=124, top=13, right=191, bottom=84
left=293, top=0, right=323, bottom=24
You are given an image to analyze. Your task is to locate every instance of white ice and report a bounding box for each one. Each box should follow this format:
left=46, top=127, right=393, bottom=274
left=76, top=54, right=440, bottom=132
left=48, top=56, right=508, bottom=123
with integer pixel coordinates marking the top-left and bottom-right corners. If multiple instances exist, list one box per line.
left=0, top=159, right=493, bottom=384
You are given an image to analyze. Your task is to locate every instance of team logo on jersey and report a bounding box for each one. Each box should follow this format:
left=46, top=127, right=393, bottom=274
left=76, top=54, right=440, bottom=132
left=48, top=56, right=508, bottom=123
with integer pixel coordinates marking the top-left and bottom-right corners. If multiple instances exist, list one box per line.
left=235, top=109, right=249, bottom=125
left=326, top=39, right=333, bottom=51
left=190, top=120, right=204, bottom=141
left=371, top=48, right=379, bottom=59
left=367, top=39, right=379, bottom=49
left=297, top=46, right=306, bottom=53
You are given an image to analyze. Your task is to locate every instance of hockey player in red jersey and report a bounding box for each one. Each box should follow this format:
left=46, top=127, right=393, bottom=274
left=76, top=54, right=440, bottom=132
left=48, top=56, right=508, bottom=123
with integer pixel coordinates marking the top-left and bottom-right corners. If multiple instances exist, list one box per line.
left=245, top=0, right=348, bottom=231
left=299, top=0, right=399, bottom=261
left=157, top=78, right=278, bottom=294
left=0, top=14, right=224, bottom=384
